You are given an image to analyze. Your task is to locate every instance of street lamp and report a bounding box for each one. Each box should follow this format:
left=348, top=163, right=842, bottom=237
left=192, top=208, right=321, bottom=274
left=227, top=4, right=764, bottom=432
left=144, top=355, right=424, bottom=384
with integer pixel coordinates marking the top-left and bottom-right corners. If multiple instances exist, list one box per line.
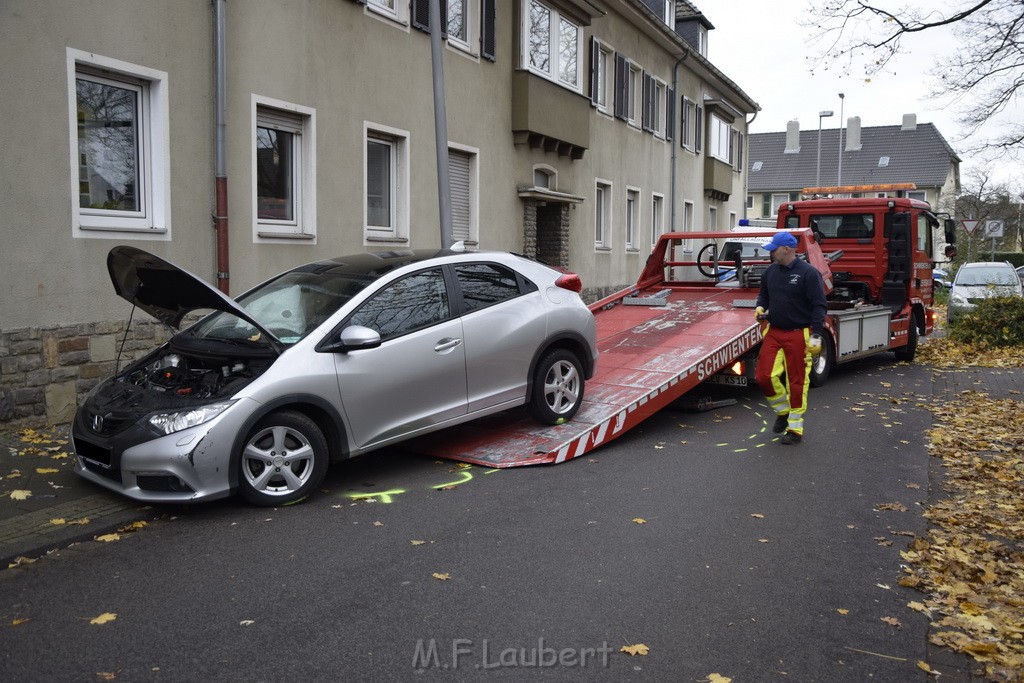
left=837, top=93, right=845, bottom=185
left=816, top=109, right=834, bottom=188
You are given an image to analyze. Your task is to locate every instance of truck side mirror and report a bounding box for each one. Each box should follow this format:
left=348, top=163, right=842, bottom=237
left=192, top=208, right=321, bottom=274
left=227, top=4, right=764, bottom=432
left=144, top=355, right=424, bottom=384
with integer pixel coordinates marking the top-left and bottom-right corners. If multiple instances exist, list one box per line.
left=944, top=218, right=957, bottom=245
left=944, top=244, right=957, bottom=259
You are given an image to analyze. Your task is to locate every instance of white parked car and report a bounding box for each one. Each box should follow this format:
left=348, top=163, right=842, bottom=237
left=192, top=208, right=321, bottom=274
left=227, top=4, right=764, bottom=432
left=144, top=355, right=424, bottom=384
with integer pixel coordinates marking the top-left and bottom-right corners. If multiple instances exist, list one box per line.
left=947, top=261, right=1024, bottom=323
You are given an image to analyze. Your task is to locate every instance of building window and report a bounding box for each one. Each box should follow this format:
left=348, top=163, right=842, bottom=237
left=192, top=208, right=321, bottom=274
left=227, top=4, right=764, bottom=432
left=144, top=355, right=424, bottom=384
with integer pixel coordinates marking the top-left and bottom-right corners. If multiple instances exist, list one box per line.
left=450, top=145, right=479, bottom=245
left=589, top=38, right=612, bottom=113
left=524, top=0, right=582, bottom=91
left=697, top=26, right=708, bottom=57
left=651, top=193, right=664, bottom=246
left=595, top=180, right=612, bottom=248
left=708, top=205, right=718, bottom=231
left=746, top=195, right=754, bottom=210
left=770, top=193, right=790, bottom=217
left=908, top=190, right=926, bottom=202
left=708, top=113, right=732, bottom=163
left=253, top=98, right=316, bottom=239
left=365, top=123, right=410, bottom=241
left=368, top=0, right=409, bottom=24
left=653, top=80, right=665, bottom=137
left=534, top=167, right=555, bottom=189
left=627, top=63, right=641, bottom=126
left=69, top=49, right=169, bottom=237
left=684, top=200, right=694, bottom=231
left=625, top=187, right=639, bottom=250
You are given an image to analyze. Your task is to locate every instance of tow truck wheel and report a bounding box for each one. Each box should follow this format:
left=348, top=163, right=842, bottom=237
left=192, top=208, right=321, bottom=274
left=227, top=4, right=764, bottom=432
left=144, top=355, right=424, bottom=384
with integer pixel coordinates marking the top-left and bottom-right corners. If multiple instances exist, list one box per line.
left=696, top=243, right=720, bottom=278
left=809, top=334, right=834, bottom=388
left=237, top=410, right=328, bottom=507
left=529, top=349, right=585, bottom=424
left=894, top=313, right=920, bottom=362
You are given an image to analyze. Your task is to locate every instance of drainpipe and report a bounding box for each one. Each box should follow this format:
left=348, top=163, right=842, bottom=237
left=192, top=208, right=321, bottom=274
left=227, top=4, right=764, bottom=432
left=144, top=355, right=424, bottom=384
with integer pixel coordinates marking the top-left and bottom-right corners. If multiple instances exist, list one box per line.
left=669, top=46, right=690, bottom=231
left=213, top=0, right=230, bottom=293
left=428, top=0, right=453, bottom=248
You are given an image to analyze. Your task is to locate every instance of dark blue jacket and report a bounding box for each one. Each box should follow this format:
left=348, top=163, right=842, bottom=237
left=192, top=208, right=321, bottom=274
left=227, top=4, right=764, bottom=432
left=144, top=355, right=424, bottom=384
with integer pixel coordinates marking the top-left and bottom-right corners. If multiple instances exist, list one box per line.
left=756, top=258, right=827, bottom=336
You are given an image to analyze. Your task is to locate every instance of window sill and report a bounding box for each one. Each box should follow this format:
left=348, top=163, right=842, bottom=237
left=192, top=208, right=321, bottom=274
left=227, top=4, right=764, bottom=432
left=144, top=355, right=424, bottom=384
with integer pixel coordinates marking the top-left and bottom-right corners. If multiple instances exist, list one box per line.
left=257, top=231, right=314, bottom=240
left=595, top=246, right=612, bottom=252
left=365, top=235, right=409, bottom=244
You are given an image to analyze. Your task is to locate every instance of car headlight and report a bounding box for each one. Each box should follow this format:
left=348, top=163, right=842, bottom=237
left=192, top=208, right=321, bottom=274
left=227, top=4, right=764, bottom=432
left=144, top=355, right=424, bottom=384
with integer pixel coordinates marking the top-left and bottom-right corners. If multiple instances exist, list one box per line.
left=949, top=291, right=968, bottom=305
left=148, top=401, right=234, bottom=435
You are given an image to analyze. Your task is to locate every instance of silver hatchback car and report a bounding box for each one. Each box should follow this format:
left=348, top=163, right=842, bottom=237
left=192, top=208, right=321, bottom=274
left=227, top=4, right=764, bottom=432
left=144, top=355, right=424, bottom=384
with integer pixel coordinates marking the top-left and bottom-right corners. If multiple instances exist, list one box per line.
left=73, top=247, right=598, bottom=506
left=947, top=261, right=1024, bottom=324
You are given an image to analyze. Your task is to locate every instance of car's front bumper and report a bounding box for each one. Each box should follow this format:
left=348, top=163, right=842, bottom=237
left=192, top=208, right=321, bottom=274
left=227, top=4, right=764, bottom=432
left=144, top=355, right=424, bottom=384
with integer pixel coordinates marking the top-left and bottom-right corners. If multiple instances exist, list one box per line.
left=72, top=398, right=260, bottom=503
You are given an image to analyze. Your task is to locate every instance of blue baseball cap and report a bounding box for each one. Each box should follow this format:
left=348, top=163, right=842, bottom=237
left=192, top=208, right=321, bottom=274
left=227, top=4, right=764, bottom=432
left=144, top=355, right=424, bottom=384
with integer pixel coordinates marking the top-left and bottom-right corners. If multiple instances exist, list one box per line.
left=762, top=232, right=798, bottom=251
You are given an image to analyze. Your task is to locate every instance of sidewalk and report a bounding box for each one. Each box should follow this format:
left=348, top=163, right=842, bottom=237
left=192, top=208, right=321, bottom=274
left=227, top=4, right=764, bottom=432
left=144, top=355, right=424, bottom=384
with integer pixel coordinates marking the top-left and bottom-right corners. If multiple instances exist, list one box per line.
left=0, top=364, right=1021, bottom=569
left=0, top=423, right=152, bottom=567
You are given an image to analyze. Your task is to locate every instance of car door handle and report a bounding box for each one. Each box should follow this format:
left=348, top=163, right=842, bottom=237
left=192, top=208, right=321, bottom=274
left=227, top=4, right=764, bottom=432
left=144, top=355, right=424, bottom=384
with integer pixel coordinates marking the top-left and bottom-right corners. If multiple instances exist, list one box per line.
left=434, top=338, right=462, bottom=353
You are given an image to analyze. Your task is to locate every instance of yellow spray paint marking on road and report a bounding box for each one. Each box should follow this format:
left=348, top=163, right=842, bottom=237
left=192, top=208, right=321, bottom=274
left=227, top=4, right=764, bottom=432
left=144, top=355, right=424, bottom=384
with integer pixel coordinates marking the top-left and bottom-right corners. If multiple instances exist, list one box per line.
left=348, top=489, right=406, bottom=504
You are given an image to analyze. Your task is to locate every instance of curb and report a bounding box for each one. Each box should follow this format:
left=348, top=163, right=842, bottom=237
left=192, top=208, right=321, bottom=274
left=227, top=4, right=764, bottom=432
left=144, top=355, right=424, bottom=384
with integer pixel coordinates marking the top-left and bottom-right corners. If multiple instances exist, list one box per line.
left=0, top=493, right=151, bottom=567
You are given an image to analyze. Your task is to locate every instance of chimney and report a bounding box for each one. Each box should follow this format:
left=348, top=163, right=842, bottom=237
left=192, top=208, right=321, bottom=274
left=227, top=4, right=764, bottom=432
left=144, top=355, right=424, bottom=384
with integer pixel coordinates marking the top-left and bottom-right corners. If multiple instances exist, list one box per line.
left=902, top=113, right=917, bottom=130
left=845, top=116, right=862, bottom=151
left=784, top=119, right=800, bottom=153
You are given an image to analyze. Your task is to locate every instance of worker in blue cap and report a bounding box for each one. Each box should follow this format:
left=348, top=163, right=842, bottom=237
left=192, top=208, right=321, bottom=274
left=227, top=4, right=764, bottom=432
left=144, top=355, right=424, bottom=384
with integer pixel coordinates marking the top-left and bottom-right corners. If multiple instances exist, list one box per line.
left=753, top=232, right=827, bottom=444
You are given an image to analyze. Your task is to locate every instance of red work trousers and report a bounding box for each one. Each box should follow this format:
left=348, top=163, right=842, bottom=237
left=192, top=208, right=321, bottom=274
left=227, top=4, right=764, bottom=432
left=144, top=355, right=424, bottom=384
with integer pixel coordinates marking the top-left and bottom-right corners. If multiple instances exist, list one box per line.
left=755, top=326, right=812, bottom=435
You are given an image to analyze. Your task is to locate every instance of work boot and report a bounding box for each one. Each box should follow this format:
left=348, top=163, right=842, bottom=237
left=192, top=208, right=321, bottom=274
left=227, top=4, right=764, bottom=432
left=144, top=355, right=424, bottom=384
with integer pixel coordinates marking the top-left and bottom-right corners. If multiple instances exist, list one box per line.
left=780, top=431, right=802, bottom=445
left=772, top=414, right=789, bottom=434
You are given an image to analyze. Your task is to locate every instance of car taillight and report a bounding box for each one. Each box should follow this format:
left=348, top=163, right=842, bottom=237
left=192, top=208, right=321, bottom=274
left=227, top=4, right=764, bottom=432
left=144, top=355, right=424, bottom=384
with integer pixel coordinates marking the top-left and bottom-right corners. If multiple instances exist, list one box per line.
left=555, top=273, right=582, bottom=293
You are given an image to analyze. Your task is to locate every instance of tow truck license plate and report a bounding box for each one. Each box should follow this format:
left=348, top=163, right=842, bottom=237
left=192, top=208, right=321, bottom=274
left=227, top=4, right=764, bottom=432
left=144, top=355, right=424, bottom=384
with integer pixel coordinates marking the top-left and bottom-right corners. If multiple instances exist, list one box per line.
left=706, top=374, right=748, bottom=386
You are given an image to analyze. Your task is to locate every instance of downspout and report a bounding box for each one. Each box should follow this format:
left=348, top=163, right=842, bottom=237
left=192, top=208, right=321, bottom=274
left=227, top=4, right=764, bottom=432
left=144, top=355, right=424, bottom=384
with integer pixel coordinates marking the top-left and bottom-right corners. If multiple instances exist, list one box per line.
left=428, top=0, right=452, bottom=248
left=669, top=46, right=689, bottom=231
left=213, top=0, right=230, bottom=293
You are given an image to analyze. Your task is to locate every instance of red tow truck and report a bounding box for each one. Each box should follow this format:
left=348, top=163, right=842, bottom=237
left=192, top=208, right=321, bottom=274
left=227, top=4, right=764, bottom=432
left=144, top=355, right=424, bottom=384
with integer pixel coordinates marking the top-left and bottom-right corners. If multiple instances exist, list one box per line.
left=412, top=190, right=955, bottom=468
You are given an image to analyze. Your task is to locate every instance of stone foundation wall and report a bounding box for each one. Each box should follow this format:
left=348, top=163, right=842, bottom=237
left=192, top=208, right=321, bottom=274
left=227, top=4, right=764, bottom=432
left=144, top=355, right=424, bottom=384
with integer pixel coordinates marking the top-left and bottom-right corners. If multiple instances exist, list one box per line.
left=0, top=320, right=171, bottom=429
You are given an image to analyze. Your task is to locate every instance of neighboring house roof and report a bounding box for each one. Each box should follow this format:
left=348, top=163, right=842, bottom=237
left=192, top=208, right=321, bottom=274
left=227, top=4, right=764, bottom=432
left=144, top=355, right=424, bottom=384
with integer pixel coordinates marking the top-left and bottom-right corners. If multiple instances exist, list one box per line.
left=747, top=120, right=960, bottom=192
left=675, top=0, right=714, bottom=28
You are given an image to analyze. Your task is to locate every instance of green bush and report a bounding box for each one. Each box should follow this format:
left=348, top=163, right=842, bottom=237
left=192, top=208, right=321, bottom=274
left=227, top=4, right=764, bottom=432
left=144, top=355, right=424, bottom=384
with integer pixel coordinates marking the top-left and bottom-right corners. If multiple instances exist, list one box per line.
left=948, top=296, right=1024, bottom=347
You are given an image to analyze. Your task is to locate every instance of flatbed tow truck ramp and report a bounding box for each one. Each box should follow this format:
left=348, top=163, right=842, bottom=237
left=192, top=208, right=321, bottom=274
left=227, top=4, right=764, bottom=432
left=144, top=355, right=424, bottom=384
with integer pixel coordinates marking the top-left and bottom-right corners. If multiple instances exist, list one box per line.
left=409, top=236, right=769, bottom=467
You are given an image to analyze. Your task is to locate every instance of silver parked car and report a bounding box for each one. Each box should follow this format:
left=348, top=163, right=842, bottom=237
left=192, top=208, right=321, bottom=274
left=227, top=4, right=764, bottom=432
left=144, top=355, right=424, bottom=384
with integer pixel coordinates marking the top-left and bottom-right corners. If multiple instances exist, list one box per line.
left=947, top=261, right=1024, bottom=324
left=73, top=246, right=598, bottom=506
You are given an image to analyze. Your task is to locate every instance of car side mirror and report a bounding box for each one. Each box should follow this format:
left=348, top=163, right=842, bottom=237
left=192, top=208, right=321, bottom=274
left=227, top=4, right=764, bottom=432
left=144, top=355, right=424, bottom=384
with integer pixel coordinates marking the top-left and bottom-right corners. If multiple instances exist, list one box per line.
left=318, top=325, right=382, bottom=353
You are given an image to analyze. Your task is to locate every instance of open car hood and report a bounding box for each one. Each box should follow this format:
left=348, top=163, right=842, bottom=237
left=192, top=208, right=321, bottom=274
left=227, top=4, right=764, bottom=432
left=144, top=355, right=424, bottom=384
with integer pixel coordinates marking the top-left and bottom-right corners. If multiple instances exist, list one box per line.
left=107, top=246, right=278, bottom=343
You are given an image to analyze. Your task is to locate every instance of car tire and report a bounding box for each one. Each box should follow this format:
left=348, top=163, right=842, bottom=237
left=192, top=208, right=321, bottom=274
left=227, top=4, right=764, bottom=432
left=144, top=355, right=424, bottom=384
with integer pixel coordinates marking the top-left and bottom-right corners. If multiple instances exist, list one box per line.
left=894, top=312, right=919, bottom=362
left=237, top=410, right=328, bottom=507
left=809, top=333, right=834, bottom=388
left=529, top=349, right=585, bottom=424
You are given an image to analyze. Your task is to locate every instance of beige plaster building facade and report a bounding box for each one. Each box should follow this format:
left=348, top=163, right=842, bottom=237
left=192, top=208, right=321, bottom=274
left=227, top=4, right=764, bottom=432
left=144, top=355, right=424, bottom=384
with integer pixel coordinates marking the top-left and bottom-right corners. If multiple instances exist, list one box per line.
left=0, top=0, right=756, bottom=427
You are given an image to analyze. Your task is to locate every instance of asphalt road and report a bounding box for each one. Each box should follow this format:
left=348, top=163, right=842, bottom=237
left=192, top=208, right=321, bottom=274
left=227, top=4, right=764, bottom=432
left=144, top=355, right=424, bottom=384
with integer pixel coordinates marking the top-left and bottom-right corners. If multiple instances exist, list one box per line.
left=0, top=356, right=982, bottom=681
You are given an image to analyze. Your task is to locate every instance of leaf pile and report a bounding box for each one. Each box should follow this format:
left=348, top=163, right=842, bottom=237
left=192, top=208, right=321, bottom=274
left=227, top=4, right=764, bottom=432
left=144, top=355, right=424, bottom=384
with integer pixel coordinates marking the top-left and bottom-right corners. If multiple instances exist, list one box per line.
left=898, top=390, right=1024, bottom=680
left=915, top=336, right=1024, bottom=369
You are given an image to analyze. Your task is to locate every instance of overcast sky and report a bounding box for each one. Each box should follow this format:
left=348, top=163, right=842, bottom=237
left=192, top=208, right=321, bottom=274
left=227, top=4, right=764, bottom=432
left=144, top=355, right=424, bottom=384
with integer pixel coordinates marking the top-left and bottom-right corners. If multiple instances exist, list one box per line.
left=702, top=1, right=1021, bottom=187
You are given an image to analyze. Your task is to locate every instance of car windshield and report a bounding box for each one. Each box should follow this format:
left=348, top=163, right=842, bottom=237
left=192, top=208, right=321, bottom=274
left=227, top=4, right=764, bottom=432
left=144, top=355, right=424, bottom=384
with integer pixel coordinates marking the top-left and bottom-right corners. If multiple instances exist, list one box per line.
left=190, top=268, right=380, bottom=345
left=721, top=241, right=769, bottom=261
left=955, top=266, right=1019, bottom=287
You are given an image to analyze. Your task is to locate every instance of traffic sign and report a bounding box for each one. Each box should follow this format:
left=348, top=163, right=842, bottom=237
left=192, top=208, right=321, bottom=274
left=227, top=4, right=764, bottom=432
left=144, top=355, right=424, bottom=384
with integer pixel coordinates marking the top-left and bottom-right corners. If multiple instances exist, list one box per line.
left=983, top=219, right=1004, bottom=238
left=961, top=219, right=979, bottom=235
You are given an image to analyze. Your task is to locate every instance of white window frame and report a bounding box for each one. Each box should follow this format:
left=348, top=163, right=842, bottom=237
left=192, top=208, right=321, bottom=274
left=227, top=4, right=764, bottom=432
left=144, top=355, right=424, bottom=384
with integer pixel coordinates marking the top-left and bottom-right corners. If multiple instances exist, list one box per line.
left=595, top=179, right=612, bottom=249
left=449, top=142, right=479, bottom=245
left=364, top=122, right=410, bottom=243
left=625, top=186, right=640, bottom=250
left=68, top=48, right=170, bottom=239
left=533, top=164, right=557, bottom=189
left=522, top=0, right=583, bottom=92
left=680, top=96, right=696, bottom=150
left=594, top=41, right=612, bottom=114
left=252, top=95, right=316, bottom=241
left=683, top=200, right=694, bottom=231
left=651, top=193, right=664, bottom=246
left=708, top=205, right=718, bottom=231
left=697, top=26, right=708, bottom=57
left=653, top=78, right=666, bottom=138
left=367, top=0, right=409, bottom=25
left=708, top=113, right=732, bottom=163
left=729, top=211, right=737, bottom=228
left=446, top=0, right=479, bottom=54
left=770, top=193, right=790, bottom=217
left=626, top=62, right=641, bottom=127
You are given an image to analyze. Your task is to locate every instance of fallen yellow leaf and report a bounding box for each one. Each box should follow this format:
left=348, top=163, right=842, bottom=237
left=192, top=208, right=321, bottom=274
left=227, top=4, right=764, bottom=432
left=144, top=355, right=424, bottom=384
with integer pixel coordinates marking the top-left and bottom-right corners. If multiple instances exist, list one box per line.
left=632, top=518, right=647, bottom=524
left=10, top=490, right=31, bottom=501
left=94, top=533, right=121, bottom=543
left=11, top=618, right=29, bottom=626
left=750, top=513, right=765, bottom=518
left=49, top=518, right=67, bottom=526
left=118, top=521, right=147, bottom=532
left=620, top=643, right=649, bottom=656
left=917, top=660, right=939, bottom=675
left=837, top=609, right=849, bottom=615
left=36, top=467, right=59, bottom=474
left=432, top=572, right=451, bottom=580
left=90, top=612, right=117, bottom=625
left=410, top=540, right=427, bottom=546
left=707, top=675, right=732, bottom=683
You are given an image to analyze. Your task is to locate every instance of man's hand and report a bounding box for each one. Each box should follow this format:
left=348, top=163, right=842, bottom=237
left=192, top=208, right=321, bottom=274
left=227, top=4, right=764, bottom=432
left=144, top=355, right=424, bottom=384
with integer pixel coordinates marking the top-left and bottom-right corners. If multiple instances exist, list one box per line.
left=808, top=334, right=823, bottom=357
left=754, top=306, right=767, bottom=322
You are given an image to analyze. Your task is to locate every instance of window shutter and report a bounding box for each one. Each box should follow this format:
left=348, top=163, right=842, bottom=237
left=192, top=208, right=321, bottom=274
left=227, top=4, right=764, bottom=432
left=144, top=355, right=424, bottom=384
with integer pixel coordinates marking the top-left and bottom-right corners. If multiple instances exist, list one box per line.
left=762, top=194, right=770, bottom=217
left=680, top=97, right=688, bottom=147
left=665, top=87, right=675, bottom=141
left=641, top=72, right=653, bottom=132
left=589, top=37, right=599, bottom=107
left=736, top=132, right=744, bottom=169
left=257, top=107, right=302, bottom=134
left=695, top=104, right=703, bottom=153
left=613, top=53, right=627, bottom=121
left=412, top=0, right=430, bottom=32
left=411, top=0, right=447, bottom=35
left=449, top=150, right=472, bottom=242
left=481, top=0, right=496, bottom=61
